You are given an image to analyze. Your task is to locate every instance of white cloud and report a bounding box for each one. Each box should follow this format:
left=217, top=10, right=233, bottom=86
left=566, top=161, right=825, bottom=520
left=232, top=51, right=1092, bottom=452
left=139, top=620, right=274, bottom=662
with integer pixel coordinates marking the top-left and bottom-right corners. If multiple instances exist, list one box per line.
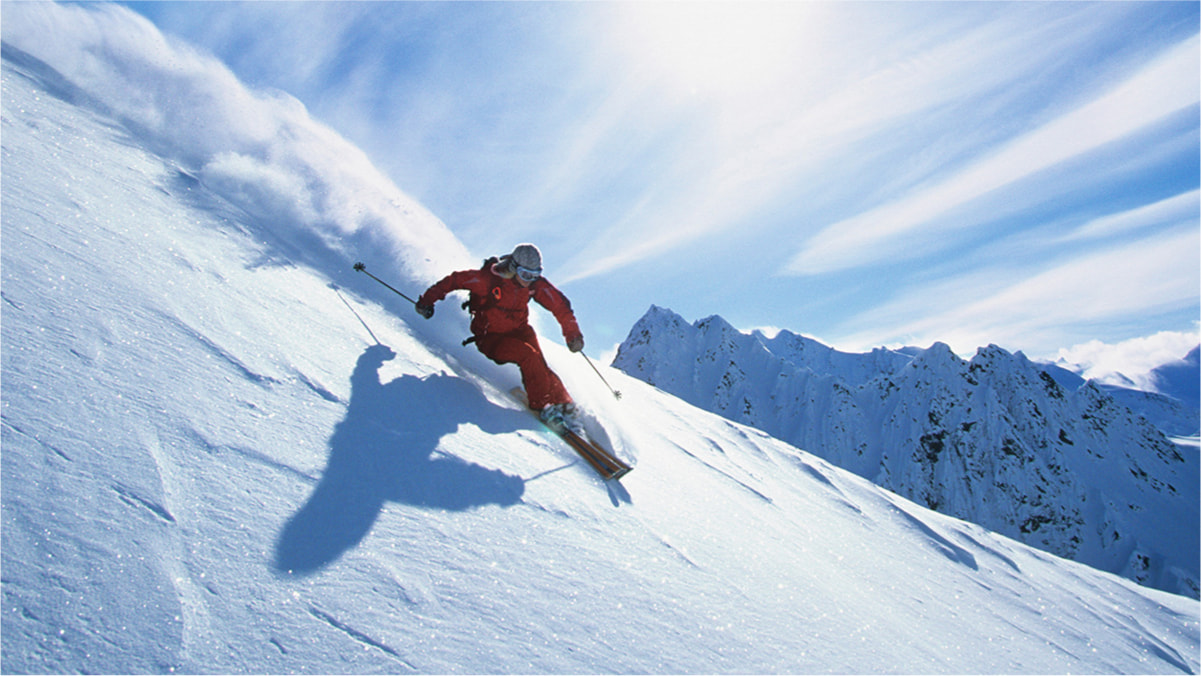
left=832, top=225, right=1200, bottom=357
left=783, top=33, right=1201, bottom=277
left=557, top=13, right=1025, bottom=283
left=558, top=5, right=1197, bottom=285
left=1060, top=189, right=1199, bottom=243
left=1056, top=329, right=1201, bottom=390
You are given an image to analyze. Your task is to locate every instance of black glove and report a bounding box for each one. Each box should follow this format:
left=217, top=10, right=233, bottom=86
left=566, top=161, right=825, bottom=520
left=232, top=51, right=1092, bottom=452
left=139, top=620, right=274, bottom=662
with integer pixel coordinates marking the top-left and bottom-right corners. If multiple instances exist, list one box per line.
left=415, top=303, right=434, bottom=319
left=568, top=335, right=584, bottom=353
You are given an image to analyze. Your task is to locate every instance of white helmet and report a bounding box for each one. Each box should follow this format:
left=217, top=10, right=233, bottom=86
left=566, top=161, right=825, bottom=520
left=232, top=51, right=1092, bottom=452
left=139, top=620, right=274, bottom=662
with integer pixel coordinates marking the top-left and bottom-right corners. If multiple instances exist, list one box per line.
left=510, top=243, right=542, bottom=272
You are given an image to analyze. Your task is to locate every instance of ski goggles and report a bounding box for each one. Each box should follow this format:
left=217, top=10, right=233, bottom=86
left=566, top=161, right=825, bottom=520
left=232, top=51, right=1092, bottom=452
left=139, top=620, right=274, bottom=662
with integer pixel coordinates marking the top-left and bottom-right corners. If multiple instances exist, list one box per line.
left=515, top=264, right=542, bottom=282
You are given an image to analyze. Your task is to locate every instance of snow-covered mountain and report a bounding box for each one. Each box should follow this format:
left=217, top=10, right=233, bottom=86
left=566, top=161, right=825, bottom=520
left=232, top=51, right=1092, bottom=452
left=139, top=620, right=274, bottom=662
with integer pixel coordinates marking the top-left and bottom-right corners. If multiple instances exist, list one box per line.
left=1151, top=346, right=1201, bottom=410
left=613, top=306, right=1200, bottom=598
left=2, top=4, right=1198, bottom=673
left=1045, top=346, right=1201, bottom=439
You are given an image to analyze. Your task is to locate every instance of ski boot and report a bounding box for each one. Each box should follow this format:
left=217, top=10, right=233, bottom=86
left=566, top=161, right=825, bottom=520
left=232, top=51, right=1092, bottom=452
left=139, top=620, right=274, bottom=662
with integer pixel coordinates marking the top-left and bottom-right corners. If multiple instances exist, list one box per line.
left=540, top=402, right=583, bottom=435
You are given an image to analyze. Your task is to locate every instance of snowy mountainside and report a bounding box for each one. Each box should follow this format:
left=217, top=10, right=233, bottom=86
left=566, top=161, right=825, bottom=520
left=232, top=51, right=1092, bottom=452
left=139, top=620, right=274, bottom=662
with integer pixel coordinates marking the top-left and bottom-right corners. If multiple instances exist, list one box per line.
left=1044, top=349, right=1201, bottom=438
left=613, top=306, right=1200, bottom=598
left=1150, top=345, right=1201, bottom=410
left=2, top=5, right=1199, bottom=674
left=1113, top=347, right=1200, bottom=438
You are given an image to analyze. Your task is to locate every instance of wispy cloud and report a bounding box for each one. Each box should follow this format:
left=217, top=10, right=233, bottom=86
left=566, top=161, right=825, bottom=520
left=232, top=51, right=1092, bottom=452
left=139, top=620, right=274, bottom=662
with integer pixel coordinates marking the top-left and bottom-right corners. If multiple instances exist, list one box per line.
left=103, top=1, right=1198, bottom=357
left=559, top=3, right=1193, bottom=284
left=559, top=6, right=1018, bottom=281
left=1059, top=189, right=1199, bottom=244
left=782, top=33, right=1200, bottom=277
left=832, top=224, right=1200, bottom=356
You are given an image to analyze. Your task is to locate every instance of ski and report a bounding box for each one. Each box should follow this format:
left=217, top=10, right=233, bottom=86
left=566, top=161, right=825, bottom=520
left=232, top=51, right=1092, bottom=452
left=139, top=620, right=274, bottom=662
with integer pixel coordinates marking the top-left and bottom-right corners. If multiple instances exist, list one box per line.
left=510, top=388, right=633, bottom=481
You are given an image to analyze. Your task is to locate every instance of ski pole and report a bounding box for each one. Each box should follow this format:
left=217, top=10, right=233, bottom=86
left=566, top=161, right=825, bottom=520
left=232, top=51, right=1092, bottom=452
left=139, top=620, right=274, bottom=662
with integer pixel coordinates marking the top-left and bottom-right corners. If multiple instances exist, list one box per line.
left=581, top=352, right=622, bottom=400
left=353, top=262, right=419, bottom=306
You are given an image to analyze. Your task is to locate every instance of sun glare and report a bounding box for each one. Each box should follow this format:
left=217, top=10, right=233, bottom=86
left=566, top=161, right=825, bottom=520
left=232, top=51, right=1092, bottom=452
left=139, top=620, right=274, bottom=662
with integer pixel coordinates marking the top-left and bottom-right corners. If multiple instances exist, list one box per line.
left=614, top=3, right=815, bottom=98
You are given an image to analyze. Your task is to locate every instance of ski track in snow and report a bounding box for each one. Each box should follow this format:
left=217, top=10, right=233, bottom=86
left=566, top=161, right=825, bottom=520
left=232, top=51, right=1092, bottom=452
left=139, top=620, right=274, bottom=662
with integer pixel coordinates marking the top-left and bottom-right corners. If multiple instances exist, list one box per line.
left=307, top=605, right=417, bottom=669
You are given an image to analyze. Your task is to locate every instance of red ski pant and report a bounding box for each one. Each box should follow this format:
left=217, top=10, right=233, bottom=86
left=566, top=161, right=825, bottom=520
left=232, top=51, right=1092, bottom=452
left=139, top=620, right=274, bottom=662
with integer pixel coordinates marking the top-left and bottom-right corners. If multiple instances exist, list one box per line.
left=474, top=326, right=572, bottom=410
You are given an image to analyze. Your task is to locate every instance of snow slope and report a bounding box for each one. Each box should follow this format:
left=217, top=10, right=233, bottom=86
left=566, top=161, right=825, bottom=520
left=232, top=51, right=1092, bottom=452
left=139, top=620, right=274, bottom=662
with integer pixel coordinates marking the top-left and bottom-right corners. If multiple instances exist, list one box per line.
left=2, top=4, right=1199, bottom=674
left=613, top=306, right=1200, bottom=598
left=1150, top=346, right=1201, bottom=411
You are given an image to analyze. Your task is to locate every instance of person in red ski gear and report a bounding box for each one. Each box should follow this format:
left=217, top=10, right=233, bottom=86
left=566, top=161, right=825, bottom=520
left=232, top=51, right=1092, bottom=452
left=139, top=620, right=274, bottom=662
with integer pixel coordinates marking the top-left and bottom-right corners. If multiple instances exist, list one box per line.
left=415, top=244, right=584, bottom=427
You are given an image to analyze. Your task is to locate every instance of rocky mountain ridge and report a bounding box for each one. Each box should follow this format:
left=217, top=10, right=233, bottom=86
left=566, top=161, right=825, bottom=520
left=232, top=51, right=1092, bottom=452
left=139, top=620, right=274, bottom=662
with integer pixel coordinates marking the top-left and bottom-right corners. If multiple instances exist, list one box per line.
left=613, top=305, right=1199, bottom=597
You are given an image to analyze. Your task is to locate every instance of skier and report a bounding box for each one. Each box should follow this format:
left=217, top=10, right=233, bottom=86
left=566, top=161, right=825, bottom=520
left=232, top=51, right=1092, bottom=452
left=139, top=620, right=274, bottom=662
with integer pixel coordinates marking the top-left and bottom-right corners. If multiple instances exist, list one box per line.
left=415, top=244, right=584, bottom=429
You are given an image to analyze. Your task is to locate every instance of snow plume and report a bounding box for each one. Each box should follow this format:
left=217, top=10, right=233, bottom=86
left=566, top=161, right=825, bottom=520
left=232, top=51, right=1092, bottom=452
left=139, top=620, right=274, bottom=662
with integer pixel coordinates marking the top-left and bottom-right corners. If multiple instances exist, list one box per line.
left=0, top=1, right=471, bottom=286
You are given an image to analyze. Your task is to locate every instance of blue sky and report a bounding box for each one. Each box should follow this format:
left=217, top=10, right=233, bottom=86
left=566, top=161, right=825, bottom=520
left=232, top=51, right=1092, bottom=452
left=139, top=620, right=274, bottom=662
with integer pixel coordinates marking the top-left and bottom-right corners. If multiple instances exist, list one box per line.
left=122, top=1, right=1199, bottom=370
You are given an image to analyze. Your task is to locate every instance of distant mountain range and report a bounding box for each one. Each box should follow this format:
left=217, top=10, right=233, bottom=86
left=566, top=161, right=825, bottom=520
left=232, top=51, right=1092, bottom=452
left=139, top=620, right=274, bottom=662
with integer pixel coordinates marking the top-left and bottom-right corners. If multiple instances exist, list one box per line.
left=613, top=305, right=1199, bottom=597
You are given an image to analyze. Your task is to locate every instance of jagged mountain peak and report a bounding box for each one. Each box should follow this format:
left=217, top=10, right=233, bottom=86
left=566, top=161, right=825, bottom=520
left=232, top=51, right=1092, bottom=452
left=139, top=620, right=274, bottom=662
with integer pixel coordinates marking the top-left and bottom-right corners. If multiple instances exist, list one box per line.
left=614, top=305, right=1200, bottom=597
left=906, top=340, right=963, bottom=371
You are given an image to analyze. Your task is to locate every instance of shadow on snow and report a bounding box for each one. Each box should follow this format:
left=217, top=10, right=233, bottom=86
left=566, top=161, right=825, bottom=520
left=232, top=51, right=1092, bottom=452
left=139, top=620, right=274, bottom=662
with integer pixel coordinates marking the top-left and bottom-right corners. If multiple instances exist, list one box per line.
left=274, top=344, right=525, bottom=575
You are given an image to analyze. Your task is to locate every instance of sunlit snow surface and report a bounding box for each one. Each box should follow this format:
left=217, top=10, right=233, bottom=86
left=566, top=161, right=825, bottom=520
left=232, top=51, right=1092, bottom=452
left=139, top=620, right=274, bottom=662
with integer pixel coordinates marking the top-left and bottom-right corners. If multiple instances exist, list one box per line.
left=2, top=10, right=1198, bottom=674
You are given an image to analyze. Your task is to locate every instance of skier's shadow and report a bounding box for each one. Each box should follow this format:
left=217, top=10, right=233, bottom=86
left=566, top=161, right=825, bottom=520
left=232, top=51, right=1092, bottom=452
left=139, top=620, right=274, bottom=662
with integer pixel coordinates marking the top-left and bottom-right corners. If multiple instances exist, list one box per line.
left=274, top=344, right=525, bottom=575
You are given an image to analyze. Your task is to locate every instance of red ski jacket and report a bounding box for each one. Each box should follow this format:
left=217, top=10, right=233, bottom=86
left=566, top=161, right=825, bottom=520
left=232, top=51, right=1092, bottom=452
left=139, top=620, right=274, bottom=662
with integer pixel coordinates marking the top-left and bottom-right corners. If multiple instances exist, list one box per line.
left=417, top=266, right=582, bottom=344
